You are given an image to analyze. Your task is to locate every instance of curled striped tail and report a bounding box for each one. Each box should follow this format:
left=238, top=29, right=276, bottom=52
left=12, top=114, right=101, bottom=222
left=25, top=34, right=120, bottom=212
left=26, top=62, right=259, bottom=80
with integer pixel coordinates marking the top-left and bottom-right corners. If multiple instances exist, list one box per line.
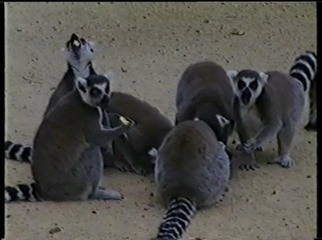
left=156, top=197, right=197, bottom=240
left=5, top=183, right=40, bottom=203
left=289, top=51, right=317, bottom=92
left=5, top=140, right=32, bottom=163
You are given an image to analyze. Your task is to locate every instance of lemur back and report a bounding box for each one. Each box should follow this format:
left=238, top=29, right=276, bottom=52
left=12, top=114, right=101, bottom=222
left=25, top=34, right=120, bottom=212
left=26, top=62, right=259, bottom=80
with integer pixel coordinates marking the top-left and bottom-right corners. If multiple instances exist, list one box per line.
left=175, top=61, right=235, bottom=145
left=104, top=91, right=173, bottom=175
left=227, top=52, right=317, bottom=169
left=154, top=120, right=230, bottom=239
left=5, top=75, right=135, bottom=202
left=5, top=33, right=96, bottom=163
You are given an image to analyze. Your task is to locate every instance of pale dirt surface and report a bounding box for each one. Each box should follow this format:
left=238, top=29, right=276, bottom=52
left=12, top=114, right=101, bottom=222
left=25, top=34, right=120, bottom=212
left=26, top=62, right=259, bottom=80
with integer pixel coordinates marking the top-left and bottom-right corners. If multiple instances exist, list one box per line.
left=5, top=2, right=317, bottom=240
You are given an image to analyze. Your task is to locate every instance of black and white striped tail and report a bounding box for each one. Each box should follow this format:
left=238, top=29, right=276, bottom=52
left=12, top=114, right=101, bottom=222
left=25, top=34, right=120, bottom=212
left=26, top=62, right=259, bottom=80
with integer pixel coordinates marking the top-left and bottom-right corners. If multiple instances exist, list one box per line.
left=5, top=140, right=32, bottom=163
left=289, top=51, right=317, bottom=92
left=5, top=183, right=40, bottom=203
left=156, top=197, right=196, bottom=240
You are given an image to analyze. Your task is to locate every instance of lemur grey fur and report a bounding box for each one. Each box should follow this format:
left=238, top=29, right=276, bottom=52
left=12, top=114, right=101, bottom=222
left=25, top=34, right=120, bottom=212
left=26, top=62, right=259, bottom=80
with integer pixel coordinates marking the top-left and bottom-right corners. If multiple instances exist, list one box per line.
left=5, top=33, right=97, bottom=163
left=104, top=92, right=173, bottom=176
left=175, top=61, right=235, bottom=145
left=5, top=74, right=135, bottom=203
left=154, top=119, right=230, bottom=240
left=227, top=52, right=317, bottom=169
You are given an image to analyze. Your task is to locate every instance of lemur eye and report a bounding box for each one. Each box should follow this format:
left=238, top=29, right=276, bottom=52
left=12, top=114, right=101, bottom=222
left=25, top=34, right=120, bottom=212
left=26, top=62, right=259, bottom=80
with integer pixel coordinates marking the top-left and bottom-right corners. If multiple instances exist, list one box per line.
left=237, top=80, right=246, bottom=90
left=90, top=87, right=102, bottom=97
left=249, top=80, right=258, bottom=90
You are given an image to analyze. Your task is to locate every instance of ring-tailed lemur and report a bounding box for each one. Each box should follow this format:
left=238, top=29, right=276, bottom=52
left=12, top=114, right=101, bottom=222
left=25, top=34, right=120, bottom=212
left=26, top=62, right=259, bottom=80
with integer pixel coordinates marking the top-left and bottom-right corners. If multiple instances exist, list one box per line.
left=103, top=91, right=173, bottom=176
left=175, top=61, right=235, bottom=146
left=289, top=51, right=317, bottom=131
left=226, top=51, right=317, bottom=169
left=5, top=74, right=136, bottom=203
left=154, top=119, right=230, bottom=239
left=5, top=33, right=97, bottom=163
left=5, top=34, right=170, bottom=177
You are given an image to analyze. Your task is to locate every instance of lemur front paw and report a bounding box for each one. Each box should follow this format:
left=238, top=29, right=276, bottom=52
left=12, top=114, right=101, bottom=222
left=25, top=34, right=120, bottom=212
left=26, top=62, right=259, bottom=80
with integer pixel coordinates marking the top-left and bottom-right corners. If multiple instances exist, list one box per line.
left=119, top=115, right=136, bottom=129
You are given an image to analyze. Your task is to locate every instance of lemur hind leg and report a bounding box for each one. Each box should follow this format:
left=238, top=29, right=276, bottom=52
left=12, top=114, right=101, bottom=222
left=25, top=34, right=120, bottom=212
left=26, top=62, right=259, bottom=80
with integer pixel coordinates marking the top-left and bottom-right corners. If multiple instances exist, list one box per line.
left=268, top=123, right=296, bottom=168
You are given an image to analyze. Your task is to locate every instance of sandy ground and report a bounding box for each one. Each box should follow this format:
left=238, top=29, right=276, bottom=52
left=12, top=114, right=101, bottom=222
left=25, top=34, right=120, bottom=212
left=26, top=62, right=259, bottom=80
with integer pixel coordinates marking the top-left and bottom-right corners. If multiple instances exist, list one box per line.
left=5, top=2, right=317, bottom=240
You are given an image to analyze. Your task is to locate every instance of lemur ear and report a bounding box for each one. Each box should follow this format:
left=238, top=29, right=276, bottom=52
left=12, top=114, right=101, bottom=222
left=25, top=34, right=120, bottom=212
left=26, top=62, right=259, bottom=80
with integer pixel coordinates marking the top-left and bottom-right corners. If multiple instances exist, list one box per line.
left=226, top=70, right=238, bottom=82
left=216, top=114, right=230, bottom=127
left=259, top=72, right=269, bottom=84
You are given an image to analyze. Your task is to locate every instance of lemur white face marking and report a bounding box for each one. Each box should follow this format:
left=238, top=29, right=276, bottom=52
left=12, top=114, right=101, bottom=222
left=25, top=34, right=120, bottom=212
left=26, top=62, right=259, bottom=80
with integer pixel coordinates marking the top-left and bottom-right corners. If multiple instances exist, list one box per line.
left=62, top=33, right=95, bottom=78
left=227, top=70, right=268, bottom=108
left=76, top=75, right=111, bottom=107
left=193, top=117, right=200, bottom=121
left=216, top=115, right=230, bottom=128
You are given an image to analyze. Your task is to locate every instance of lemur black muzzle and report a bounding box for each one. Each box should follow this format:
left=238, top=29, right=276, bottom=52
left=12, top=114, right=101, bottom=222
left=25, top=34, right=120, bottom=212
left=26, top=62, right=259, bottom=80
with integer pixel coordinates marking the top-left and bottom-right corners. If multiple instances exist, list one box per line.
left=241, top=88, right=251, bottom=105
left=100, top=95, right=110, bottom=108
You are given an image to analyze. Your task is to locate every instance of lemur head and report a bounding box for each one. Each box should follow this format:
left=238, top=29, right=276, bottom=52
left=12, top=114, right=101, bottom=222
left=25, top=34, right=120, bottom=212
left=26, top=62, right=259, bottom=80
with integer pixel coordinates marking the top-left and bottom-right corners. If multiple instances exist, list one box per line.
left=63, top=33, right=95, bottom=69
left=193, top=113, right=232, bottom=145
left=75, top=72, right=114, bottom=107
left=227, top=69, right=269, bottom=107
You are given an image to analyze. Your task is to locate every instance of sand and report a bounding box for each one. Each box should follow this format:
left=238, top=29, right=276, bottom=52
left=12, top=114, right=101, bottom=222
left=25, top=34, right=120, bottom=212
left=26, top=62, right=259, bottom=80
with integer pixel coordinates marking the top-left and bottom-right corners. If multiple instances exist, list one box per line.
left=5, top=2, right=317, bottom=240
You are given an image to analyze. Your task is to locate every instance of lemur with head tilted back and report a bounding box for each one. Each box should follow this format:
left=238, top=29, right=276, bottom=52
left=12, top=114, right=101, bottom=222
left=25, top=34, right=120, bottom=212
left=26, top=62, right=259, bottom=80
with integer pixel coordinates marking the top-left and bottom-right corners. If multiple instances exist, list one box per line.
left=5, top=33, right=98, bottom=163
left=5, top=34, right=173, bottom=177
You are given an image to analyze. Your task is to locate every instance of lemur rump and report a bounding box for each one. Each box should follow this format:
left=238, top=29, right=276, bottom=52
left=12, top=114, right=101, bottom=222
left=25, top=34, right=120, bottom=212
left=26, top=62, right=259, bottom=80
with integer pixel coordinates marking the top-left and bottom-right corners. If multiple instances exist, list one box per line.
left=5, top=33, right=97, bottom=163
left=227, top=52, right=316, bottom=169
left=154, top=120, right=230, bottom=239
left=175, top=61, right=235, bottom=145
left=5, top=75, right=135, bottom=203
left=105, top=92, right=173, bottom=175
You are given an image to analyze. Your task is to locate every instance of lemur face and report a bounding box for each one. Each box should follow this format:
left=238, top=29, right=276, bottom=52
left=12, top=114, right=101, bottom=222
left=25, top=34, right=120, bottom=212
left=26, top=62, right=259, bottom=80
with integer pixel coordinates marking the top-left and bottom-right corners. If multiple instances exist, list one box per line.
left=63, top=33, right=95, bottom=67
left=76, top=73, right=114, bottom=107
left=227, top=69, right=268, bottom=107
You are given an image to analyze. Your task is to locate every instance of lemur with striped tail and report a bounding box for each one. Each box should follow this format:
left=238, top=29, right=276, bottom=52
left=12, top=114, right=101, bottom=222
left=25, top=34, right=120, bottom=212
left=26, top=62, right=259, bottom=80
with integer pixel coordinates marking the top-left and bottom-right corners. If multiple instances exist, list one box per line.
left=226, top=51, right=318, bottom=170
left=5, top=74, right=135, bottom=203
left=154, top=119, right=230, bottom=240
left=288, top=51, right=317, bottom=131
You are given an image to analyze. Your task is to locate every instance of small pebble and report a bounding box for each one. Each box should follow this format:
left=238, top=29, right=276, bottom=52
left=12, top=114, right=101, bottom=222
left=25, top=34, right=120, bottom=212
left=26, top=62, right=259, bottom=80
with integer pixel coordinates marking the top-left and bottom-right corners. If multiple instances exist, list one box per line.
left=307, top=175, right=311, bottom=179
left=203, top=19, right=209, bottom=23
left=121, top=67, right=127, bottom=73
left=49, top=227, right=61, bottom=234
left=92, top=211, right=97, bottom=214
